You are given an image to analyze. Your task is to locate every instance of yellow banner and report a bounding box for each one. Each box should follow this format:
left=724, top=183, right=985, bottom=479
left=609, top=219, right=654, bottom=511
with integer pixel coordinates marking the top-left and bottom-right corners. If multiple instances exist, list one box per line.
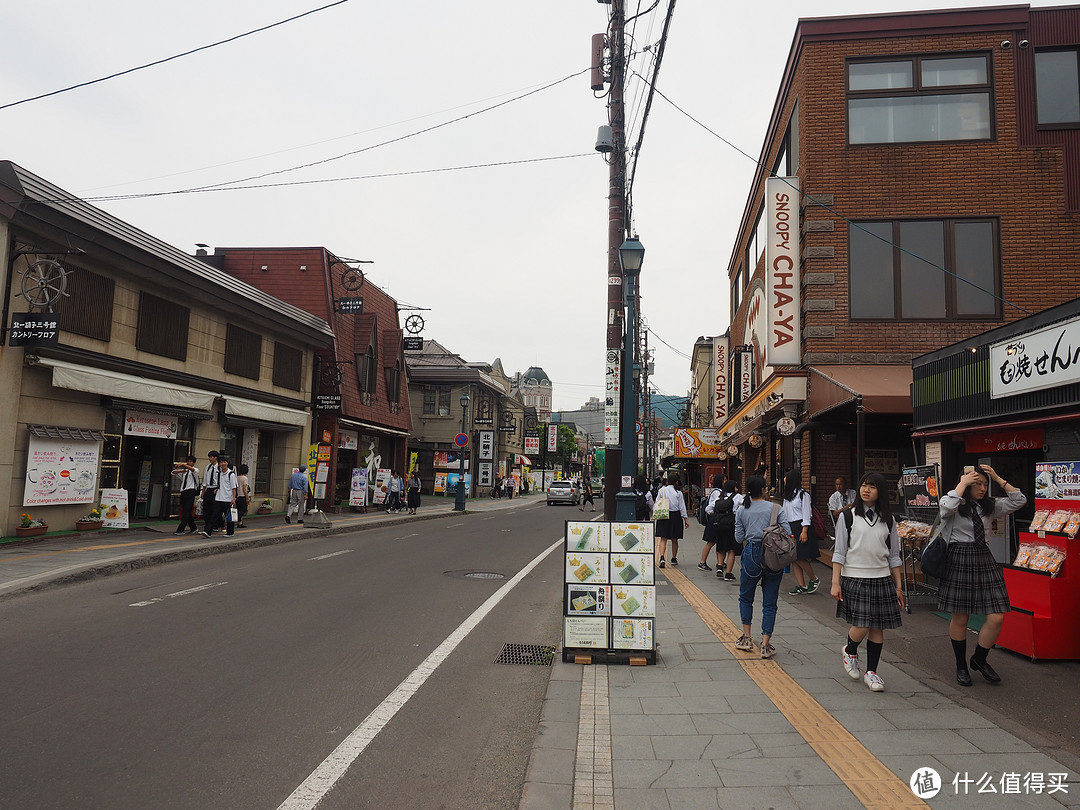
left=673, top=428, right=724, bottom=458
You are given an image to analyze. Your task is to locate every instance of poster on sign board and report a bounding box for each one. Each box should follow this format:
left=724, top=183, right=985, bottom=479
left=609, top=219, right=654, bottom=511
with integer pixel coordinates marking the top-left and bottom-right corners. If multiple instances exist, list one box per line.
left=100, top=489, right=130, bottom=528
left=23, top=435, right=100, bottom=506
left=1036, top=462, right=1080, bottom=500
left=373, top=469, right=391, bottom=504
left=350, top=468, right=368, bottom=507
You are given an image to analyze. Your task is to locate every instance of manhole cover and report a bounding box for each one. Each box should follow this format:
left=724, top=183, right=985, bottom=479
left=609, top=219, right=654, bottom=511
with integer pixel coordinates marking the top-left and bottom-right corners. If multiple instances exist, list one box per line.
left=465, top=571, right=505, bottom=580
left=493, top=643, right=556, bottom=666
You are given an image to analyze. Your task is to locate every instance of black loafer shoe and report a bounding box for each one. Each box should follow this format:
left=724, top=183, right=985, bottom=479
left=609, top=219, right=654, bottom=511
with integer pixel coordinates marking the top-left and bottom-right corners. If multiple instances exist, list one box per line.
left=970, top=657, right=1001, bottom=683
left=956, top=667, right=973, bottom=687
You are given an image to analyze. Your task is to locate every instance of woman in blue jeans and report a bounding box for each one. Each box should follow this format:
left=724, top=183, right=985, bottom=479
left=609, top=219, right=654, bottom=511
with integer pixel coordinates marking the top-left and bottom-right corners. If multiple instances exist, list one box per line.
left=734, top=475, right=791, bottom=659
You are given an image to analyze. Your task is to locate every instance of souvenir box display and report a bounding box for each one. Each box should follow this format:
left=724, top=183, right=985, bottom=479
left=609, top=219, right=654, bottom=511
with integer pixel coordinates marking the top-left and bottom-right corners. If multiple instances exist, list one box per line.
left=562, top=520, right=656, bottom=663
left=997, top=463, right=1080, bottom=661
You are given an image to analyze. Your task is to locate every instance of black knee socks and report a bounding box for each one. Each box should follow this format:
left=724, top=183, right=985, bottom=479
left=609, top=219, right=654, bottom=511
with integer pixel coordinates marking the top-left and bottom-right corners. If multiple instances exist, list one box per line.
left=951, top=637, right=968, bottom=669
left=866, top=640, right=883, bottom=673
left=846, top=635, right=860, bottom=656
left=971, top=643, right=990, bottom=665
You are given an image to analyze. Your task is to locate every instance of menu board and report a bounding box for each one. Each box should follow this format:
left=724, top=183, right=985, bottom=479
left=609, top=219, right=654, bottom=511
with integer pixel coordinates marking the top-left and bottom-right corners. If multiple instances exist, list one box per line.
left=563, top=520, right=656, bottom=657
left=901, top=465, right=940, bottom=509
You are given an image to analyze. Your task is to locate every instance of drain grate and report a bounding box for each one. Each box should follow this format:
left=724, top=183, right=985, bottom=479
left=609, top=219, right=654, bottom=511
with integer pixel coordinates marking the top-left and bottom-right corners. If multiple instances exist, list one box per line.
left=493, top=643, right=557, bottom=666
left=465, top=571, right=505, bottom=580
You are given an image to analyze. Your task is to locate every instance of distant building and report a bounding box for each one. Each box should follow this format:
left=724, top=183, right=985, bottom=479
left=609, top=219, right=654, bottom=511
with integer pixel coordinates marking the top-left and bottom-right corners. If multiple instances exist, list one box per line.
left=513, top=366, right=552, bottom=422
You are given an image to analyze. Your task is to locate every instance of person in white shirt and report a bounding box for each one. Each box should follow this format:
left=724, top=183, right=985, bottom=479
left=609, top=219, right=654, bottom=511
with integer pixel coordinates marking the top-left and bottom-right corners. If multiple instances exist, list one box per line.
left=830, top=472, right=903, bottom=692
left=828, top=477, right=857, bottom=531
left=203, top=456, right=238, bottom=537
left=782, top=469, right=820, bottom=595
left=653, top=472, right=689, bottom=568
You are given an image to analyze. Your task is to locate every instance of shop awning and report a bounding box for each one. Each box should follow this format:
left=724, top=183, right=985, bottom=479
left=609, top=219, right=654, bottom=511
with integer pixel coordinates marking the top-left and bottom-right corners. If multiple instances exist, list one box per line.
left=34, top=357, right=217, bottom=412
left=338, top=417, right=410, bottom=437
left=808, top=365, right=913, bottom=419
left=224, top=396, right=308, bottom=428
left=515, top=454, right=532, bottom=466
left=28, top=424, right=106, bottom=441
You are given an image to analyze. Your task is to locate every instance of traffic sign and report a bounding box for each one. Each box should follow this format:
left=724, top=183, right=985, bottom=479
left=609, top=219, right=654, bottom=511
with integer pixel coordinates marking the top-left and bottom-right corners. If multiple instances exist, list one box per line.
left=454, top=433, right=469, bottom=447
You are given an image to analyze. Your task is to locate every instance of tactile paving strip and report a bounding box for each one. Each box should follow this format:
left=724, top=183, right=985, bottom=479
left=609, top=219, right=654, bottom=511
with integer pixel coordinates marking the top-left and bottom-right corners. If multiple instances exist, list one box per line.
left=664, top=567, right=929, bottom=809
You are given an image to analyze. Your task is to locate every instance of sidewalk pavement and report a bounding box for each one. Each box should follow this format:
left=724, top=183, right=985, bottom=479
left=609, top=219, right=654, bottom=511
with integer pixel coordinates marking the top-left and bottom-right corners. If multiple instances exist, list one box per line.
left=521, top=564, right=1080, bottom=810
left=0, top=493, right=535, bottom=600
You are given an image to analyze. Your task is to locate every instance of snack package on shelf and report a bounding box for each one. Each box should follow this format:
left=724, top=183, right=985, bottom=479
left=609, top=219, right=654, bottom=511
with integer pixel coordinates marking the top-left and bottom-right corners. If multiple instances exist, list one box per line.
left=1047, top=548, right=1067, bottom=576
left=1028, top=510, right=1050, bottom=532
left=1043, top=510, right=1071, bottom=533
left=1063, top=512, right=1080, bottom=539
left=1013, top=543, right=1035, bottom=567
left=1029, top=546, right=1056, bottom=572
left=897, top=520, right=932, bottom=542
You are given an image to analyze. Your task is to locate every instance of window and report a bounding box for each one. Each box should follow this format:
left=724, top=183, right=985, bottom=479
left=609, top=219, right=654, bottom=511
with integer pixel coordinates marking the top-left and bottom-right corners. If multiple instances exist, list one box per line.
left=224, top=324, right=262, bottom=380
left=55, top=267, right=114, bottom=341
left=731, top=266, right=743, bottom=318
left=1035, top=50, right=1080, bottom=126
left=424, top=386, right=452, bottom=416
left=385, top=360, right=401, bottom=406
left=746, top=207, right=764, bottom=272
left=136, top=293, right=188, bottom=360
left=847, top=54, right=992, bottom=144
left=774, top=101, right=799, bottom=176
left=849, top=218, right=998, bottom=320
left=358, top=346, right=376, bottom=398
left=273, top=342, right=303, bottom=390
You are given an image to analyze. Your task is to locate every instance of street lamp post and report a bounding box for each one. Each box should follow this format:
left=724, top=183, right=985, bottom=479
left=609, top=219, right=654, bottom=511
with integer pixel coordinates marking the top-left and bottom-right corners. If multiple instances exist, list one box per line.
left=615, top=235, right=644, bottom=521
left=454, top=392, right=470, bottom=512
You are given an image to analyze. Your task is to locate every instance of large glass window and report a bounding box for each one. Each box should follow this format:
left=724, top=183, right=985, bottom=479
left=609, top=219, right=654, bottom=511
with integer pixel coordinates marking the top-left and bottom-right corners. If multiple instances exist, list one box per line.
left=1035, top=50, right=1080, bottom=126
left=848, top=54, right=992, bottom=144
left=849, top=218, right=999, bottom=320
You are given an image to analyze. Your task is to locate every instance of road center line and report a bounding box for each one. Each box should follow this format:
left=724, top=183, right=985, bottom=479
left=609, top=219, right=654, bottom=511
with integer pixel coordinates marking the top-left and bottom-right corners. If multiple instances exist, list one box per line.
left=308, top=550, right=354, bottom=561
left=129, top=581, right=228, bottom=607
left=276, top=536, right=564, bottom=810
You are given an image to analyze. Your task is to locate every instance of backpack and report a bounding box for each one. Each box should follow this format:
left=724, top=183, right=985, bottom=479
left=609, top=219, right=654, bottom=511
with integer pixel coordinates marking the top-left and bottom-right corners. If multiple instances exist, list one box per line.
left=762, top=503, right=798, bottom=573
left=634, top=490, right=650, bottom=521
left=714, top=494, right=737, bottom=536
left=841, top=508, right=894, bottom=550
left=696, top=499, right=708, bottom=526
left=801, top=489, right=828, bottom=539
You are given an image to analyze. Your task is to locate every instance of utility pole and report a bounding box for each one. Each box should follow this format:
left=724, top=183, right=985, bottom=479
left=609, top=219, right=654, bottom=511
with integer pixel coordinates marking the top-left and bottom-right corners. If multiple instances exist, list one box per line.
left=603, top=0, right=628, bottom=519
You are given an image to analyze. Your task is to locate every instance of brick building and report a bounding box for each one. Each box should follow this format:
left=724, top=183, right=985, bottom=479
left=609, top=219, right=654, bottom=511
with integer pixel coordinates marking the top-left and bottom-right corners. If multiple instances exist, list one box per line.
left=202, top=247, right=411, bottom=510
left=717, top=5, right=1080, bottom=513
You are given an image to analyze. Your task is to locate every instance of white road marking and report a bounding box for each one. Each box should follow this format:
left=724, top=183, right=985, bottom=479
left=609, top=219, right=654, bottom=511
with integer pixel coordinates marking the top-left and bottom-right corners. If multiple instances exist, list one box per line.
left=308, top=550, right=354, bottom=561
left=129, top=581, right=228, bottom=607
left=276, top=536, right=565, bottom=810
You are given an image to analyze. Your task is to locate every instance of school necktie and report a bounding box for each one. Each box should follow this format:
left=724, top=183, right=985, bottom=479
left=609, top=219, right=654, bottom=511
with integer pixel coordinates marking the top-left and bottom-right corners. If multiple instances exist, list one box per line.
left=972, top=510, right=986, bottom=544
left=866, top=508, right=875, bottom=522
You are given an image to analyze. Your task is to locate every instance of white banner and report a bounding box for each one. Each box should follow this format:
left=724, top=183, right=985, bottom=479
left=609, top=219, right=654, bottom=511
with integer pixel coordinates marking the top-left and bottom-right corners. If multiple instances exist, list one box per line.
left=478, top=461, right=493, bottom=487
left=524, top=435, right=539, bottom=454
left=765, top=176, right=800, bottom=366
left=479, top=430, right=495, bottom=461
left=100, top=489, right=130, bottom=528
left=547, top=423, right=559, bottom=453
left=991, top=314, right=1080, bottom=399
left=713, top=335, right=729, bottom=426
left=23, top=435, right=100, bottom=506
left=349, top=468, right=368, bottom=507
left=124, top=410, right=177, bottom=439
left=604, top=348, right=621, bottom=446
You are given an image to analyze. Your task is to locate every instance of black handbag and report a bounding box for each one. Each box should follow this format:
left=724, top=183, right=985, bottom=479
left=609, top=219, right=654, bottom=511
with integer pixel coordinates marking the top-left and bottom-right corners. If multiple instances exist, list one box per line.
left=918, top=516, right=951, bottom=580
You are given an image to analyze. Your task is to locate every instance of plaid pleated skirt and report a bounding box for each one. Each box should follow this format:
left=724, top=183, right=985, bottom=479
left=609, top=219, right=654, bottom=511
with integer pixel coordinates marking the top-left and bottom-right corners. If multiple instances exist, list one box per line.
left=835, top=575, right=902, bottom=629
left=936, top=542, right=1011, bottom=615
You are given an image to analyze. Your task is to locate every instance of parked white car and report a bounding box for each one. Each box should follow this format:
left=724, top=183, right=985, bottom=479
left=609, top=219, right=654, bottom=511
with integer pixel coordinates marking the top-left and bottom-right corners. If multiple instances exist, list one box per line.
left=546, top=480, right=579, bottom=506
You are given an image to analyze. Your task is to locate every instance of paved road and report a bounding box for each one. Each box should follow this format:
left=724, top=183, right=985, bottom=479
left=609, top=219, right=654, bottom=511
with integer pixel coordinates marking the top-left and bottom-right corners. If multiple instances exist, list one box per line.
left=0, top=498, right=570, bottom=810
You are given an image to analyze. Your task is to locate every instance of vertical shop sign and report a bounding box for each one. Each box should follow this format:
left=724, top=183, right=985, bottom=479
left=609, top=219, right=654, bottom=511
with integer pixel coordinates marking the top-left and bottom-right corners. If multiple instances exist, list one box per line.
left=349, top=468, right=368, bottom=507
left=765, top=176, right=801, bottom=367
left=713, top=335, right=729, bottom=425
left=479, top=430, right=495, bottom=461
left=604, top=348, right=621, bottom=446
left=547, top=423, right=559, bottom=453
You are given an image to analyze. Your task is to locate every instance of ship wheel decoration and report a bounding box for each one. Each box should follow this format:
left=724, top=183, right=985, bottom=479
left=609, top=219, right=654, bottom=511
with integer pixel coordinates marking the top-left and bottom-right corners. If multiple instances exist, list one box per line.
left=404, top=314, right=425, bottom=334
left=340, top=267, right=365, bottom=291
left=677, top=407, right=689, bottom=423
left=476, top=396, right=492, bottom=418
left=525, top=415, right=538, bottom=431
left=21, top=259, right=69, bottom=309
left=320, top=364, right=343, bottom=391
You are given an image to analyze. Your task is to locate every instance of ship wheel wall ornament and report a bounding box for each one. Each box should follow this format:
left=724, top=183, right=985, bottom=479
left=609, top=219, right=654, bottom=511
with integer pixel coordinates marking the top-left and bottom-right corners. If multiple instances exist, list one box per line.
left=404, top=314, right=425, bottom=335
left=340, top=267, right=365, bottom=291
left=320, top=364, right=343, bottom=391
left=21, top=259, right=69, bottom=309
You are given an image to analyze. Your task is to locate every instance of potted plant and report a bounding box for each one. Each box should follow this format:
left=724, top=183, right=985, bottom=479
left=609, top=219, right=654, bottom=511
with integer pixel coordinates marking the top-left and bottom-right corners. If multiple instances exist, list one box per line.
left=256, top=498, right=273, bottom=515
left=75, top=505, right=105, bottom=531
left=15, top=512, right=48, bottom=538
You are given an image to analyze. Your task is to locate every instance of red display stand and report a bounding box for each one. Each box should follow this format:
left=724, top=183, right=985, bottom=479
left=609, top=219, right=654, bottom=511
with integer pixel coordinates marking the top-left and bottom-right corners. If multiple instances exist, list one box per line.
left=996, top=498, right=1080, bottom=661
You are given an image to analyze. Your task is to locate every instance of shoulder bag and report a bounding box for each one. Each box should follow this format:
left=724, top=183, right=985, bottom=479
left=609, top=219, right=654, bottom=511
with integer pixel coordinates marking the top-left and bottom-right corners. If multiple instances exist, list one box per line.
left=918, top=514, right=952, bottom=580
left=653, top=494, right=671, bottom=521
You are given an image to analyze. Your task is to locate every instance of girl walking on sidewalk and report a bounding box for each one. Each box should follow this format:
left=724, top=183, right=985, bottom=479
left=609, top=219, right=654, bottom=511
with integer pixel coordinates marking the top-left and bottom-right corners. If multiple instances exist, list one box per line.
left=830, top=472, right=903, bottom=692
left=938, top=464, right=1026, bottom=687
left=653, top=472, right=688, bottom=568
left=734, top=475, right=791, bottom=658
left=782, top=469, right=820, bottom=595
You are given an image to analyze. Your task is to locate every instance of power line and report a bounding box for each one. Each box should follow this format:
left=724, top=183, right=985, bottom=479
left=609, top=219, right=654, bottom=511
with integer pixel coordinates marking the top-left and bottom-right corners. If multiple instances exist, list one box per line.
left=0, top=0, right=353, bottom=112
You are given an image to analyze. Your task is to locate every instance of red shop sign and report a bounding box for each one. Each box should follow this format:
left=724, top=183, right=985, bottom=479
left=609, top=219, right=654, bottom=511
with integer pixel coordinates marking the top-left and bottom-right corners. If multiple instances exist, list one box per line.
left=964, top=428, right=1044, bottom=455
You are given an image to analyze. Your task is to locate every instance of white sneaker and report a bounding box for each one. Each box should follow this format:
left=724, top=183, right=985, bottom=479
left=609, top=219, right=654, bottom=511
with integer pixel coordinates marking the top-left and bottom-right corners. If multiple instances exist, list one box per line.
left=863, top=671, right=885, bottom=692
left=842, top=650, right=862, bottom=680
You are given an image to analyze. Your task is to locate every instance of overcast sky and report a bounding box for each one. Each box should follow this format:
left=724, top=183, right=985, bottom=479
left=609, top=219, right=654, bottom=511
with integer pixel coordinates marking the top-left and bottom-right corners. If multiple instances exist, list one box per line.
left=1, top=1, right=1067, bottom=412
